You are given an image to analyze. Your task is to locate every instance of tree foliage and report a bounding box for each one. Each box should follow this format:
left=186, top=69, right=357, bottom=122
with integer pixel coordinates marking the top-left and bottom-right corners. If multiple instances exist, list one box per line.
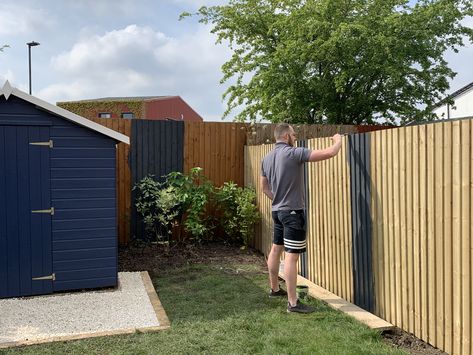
left=186, top=0, right=473, bottom=125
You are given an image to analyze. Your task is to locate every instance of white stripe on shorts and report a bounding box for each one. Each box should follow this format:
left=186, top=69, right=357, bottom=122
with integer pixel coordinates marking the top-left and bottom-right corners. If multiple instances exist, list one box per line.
left=284, top=240, right=306, bottom=249
left=284, top=238, right=306, bottom=246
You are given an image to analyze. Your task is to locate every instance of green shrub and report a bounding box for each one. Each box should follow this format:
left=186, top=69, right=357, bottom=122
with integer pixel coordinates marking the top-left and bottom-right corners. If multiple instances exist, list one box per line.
left=215, top=182, right=259, bottom=247
left=133, top=176, right=181, bottom=245
left=134, top=168, right=259, bottom=247
left=165, top=167, right=214, bottom=242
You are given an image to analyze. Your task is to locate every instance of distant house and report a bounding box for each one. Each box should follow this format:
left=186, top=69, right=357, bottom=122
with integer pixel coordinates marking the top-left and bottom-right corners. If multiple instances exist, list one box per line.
left=432, top=82, right=473, bottom=120
left=57, top=96, right=204, bottom=122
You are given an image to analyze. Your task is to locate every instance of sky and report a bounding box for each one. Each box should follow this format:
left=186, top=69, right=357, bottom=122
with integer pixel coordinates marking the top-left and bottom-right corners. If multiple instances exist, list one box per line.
left=0, top=1, right=472, bottom=122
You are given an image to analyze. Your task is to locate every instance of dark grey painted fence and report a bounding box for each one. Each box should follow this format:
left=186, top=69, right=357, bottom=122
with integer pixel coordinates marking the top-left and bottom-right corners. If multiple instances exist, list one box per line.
left=130, top=120, right=184, bottom=240
left=299, top=140, right=309, bottom=278
left=348, top=133, right=374, bottom=312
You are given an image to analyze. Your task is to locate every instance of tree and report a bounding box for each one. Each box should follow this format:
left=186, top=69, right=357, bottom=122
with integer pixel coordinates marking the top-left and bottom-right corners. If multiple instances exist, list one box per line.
left=185, top=0, right=473, bottom=125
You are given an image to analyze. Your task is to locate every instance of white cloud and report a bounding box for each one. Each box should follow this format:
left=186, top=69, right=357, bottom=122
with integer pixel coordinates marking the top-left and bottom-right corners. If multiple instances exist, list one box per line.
left=0, top=4, right=50, bottom=35
left=0, top=69, right=15, bottom=83
left=52, top=25, right=168, bottom=76
left=37, top=24, right=232, bottom=120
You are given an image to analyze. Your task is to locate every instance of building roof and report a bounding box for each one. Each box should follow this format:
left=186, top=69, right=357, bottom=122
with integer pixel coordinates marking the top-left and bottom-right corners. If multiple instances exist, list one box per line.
left=448, top=81, right=473, bottom=99
left=433, top=81, right=473, bottom=109
left=0, top=81, right=129, bottom=144
left=62, top=96, right=178, bottom=103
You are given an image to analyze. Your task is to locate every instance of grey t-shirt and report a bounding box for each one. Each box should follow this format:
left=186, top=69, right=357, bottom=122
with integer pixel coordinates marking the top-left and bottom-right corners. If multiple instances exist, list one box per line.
left=261, top=142, right=311, bottom=211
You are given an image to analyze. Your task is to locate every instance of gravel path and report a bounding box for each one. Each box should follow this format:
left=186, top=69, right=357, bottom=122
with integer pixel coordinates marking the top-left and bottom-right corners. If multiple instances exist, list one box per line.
left=0, top=272, right=160, bottom=345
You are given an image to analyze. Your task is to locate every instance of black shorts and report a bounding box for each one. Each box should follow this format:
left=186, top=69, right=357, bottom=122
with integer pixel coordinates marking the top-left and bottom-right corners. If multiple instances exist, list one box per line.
left=272, top=210, right=306, bottom=253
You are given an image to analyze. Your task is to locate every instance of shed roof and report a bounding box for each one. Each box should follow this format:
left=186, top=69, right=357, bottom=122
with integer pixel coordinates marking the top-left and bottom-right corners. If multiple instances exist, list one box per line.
left=0, top=81, right=129, bottom=144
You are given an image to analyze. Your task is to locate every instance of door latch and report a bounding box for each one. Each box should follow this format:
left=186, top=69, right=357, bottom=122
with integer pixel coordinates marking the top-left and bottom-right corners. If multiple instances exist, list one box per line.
left=29, top=140, right=53, bottom=148
left=31, top=207, right=54, bottom=215
left=32, top=273, right=55, bottom=281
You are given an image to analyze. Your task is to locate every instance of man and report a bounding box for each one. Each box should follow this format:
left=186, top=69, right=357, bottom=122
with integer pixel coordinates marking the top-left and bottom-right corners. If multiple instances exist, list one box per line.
left=261, top=123, right=342, bottom=313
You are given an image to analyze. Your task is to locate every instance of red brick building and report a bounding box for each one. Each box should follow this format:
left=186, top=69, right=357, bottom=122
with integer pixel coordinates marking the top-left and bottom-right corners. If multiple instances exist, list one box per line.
left=57, top=96, right=204, bottom=121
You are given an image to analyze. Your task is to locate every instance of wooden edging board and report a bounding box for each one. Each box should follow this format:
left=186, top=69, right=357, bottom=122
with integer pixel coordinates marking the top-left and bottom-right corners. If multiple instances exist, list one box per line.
left=279, top=271, right=394, bottom=331
left=0, top=271, right=170, bottom=349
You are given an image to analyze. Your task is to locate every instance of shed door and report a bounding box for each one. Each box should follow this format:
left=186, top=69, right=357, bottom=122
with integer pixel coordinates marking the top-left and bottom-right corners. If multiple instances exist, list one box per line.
left=0, top=126, right=53, bottom=298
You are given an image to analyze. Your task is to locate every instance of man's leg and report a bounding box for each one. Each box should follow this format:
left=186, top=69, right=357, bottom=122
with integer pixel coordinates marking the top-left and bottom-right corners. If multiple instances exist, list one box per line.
left=279, top=210, right=313, bottom=312
left=267, top=244, right=284, bottom=291
left=284, top=252, right=300, bottom=305
left=268, top=211, right=285, bottom=294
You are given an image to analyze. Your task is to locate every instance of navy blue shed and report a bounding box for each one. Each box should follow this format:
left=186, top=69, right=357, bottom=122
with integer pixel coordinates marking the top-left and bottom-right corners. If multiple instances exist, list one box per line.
left=0, top=81, right=129, bottom=299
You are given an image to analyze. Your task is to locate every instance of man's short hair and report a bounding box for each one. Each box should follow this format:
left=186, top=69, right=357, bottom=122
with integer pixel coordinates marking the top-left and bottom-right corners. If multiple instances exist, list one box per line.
left=274, top=123, right=293, bottom=140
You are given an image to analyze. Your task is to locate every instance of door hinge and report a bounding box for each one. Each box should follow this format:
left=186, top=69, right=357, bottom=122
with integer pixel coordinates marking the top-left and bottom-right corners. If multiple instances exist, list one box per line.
left=31, top=207, right=54, bottom=215
left=29, top=140, right=53, bottom=148
left=32, top=273, right=55, bottom=281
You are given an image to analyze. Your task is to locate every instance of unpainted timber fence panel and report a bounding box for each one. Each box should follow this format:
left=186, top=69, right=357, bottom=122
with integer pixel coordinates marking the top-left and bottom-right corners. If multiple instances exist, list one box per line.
left=306, top=136, right=354, bottom=303
left=247, top=118, right=473, bottom=355
left=244, top=144, right=274, bottom=256
left=369, top=120, right=472, bottom=355
left=184, top=122, right=247, bottom=187
left=90, top=118, right=131, bottom=245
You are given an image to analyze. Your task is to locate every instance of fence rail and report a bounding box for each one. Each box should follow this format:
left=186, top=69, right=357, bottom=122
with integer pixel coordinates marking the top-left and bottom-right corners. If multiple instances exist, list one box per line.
left=245, top=118, right=473, bottom=355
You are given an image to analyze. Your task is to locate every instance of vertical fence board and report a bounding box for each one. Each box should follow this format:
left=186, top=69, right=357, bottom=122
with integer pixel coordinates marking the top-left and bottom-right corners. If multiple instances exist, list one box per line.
left=427, top=124, right=436, bottom=346
left=406, top=126, right=414, bottom=333
left=392, top=128, right=400, bottom=326
left=452, top=121, right=462, bottom=355
left=419, top=125, right=428, bottom=341
left=461, top=120, right=471, bottom=355
left=399, top=128, right=408, bottom=331
left=341, top=137, right=350, bottom=301
left=434, top=122, right=445, bottom=349
left=90, top=118, right=131, bottom=245
left=444, top=122, right=453, bottom=354
left=470, top=119, right=473, bottom=355
left=386, top=127, right=391, bottom=320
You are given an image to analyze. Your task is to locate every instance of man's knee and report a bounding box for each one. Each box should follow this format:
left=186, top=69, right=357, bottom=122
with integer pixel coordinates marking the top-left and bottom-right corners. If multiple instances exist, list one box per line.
left=285, top=252, right=300, bottom=263
left=271, top=244, right=284, bottom=256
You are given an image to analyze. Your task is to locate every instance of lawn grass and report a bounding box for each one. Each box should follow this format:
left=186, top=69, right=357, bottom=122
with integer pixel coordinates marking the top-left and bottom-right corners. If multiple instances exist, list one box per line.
left=1, top=262, right=406, bottom=355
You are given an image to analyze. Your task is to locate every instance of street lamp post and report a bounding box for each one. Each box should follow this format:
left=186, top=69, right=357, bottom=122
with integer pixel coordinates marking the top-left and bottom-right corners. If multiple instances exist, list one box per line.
left=27, top=41, right=40, bottom=95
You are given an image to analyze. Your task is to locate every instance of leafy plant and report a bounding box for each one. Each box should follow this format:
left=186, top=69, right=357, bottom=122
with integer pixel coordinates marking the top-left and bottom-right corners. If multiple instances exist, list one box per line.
left=215, top=182, right=259, bottom=247
left=134, top=169, right=259, bottom=248
left=164, top=167, right=214, bottom=242
left=133, top=176, right=181, bottom=246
